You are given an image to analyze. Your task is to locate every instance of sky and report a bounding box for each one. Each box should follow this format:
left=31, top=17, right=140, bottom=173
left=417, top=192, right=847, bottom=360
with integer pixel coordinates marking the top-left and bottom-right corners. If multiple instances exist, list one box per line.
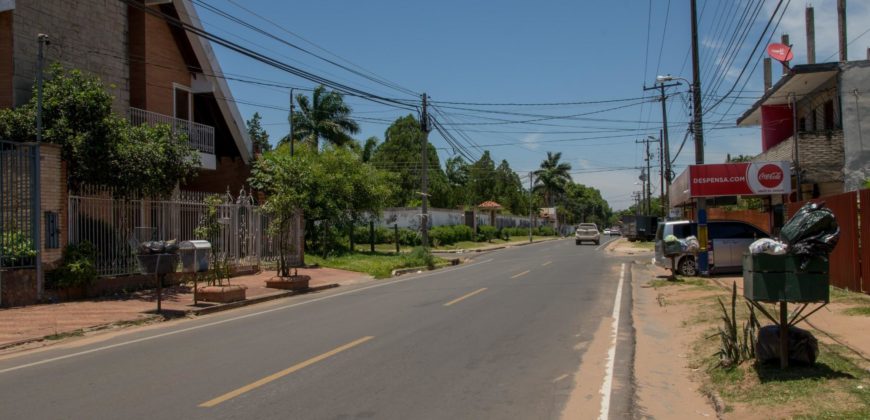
left=194, top=0, right=870, bottom=210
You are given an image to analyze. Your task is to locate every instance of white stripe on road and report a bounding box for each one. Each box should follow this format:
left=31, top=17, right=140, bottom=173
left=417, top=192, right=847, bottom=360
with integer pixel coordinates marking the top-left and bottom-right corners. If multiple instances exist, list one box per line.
left=599, top=263, right=626, bottom=420
left=0, top=258, right=495, bottom=375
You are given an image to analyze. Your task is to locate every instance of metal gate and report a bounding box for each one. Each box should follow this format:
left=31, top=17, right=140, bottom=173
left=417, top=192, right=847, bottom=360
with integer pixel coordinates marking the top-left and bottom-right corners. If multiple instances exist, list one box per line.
left=0, top=141, right=38, bottom=269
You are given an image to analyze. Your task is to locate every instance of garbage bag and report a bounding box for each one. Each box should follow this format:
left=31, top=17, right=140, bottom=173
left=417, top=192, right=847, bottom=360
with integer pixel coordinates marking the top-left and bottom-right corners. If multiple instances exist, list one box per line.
left=683, top=236, right=700, bottom=253
left=137, top=240, right=180, bottom=255
left=749, top=238, right=788, bottom=255
left=664, top=234, right=679, bottom=243
left=756, top=325, right=818, bottom=366
left=780, top=202, right=839, bottom=257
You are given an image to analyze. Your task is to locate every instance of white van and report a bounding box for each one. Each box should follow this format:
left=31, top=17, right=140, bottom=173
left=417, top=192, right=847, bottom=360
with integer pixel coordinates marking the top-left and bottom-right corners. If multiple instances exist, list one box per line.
left=654, top=220, right=768, bottom=276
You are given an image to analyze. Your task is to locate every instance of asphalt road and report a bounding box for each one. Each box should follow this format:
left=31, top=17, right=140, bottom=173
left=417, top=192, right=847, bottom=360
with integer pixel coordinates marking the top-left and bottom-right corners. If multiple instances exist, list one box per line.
left=0, top=237, right=635, bottom=419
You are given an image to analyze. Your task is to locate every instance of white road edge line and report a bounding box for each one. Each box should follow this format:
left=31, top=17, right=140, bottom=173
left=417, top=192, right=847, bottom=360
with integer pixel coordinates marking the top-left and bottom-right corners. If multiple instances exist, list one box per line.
left=0, top=258, right=495, bottom=375
left=599, top=262, right=626, bottom=420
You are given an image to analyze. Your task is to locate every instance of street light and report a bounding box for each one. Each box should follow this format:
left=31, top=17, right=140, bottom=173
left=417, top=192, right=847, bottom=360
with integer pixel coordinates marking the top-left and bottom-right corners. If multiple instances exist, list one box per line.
left=656, top=74, right=691, bottom=86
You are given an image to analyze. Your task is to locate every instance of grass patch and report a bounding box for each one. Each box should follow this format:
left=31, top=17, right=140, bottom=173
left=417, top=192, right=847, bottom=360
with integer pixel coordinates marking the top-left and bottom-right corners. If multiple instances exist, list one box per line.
left=685, top=287, right=870, bottom=417
left=305, top=249, right=447, bottom=279
left=648, top=276, right=719, bottom=291
left=831, top=286, right=870, bottom=305
left=627, top=240, right=654, bottom=250
left=843, top=306, right=870, bottom=316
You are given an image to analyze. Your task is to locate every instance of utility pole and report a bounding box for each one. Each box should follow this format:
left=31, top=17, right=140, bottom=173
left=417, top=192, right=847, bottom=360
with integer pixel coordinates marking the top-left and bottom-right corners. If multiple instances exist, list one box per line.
left=636, top=137, right=658, bottom=216
left=690, top=0, right=708, bottom=274
left=420, top=93, right=430, bottom=248
left=528, top=172, right=533, bottom=243
left=644, top=81, right=679, bottom=217
left=35, top=34, right=49, bottom=301
left=289, top=88, right=295, bottom=156
left=658, top=130, right=665, bottom=218
left=792, top=93, right=803, bottom=201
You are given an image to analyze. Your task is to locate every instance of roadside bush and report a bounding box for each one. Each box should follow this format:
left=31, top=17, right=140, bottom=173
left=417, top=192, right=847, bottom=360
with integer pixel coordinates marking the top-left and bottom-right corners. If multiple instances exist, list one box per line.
left=352, top=226, right=392, bottom=244
left=47, top=242, right=97, bottom=288
left=429, top=225, right=474, bottom=245
left=398, top=228, right=419, bottom=246
left=535, top=226, right=556, bottom=236
left=477, top=225, right=498, bottom=242
left=406, top=246, right=436, bottom=269
left=0, top=230, right=36, bottom=266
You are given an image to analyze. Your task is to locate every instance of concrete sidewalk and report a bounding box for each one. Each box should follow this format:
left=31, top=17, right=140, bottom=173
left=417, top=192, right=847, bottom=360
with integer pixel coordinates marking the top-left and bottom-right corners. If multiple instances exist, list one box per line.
left=0, top=267, right=370, bottom=350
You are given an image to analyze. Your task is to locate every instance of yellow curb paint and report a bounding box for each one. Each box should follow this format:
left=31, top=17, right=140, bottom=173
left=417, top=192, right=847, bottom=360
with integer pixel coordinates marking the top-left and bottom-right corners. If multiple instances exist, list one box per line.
left=199, top=336, right=374, bottom=408
left=511, top=270, right=531, bottom=279
left=443, top=288, right=488, bottom=307
left=541, top=261, right=552, bottom=267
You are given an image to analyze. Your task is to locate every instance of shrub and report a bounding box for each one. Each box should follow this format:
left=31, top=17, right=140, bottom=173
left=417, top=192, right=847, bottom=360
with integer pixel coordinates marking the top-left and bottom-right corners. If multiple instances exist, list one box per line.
left=536, top=226, right=556, bottom=236
left=0, top=230, right=36, bottom=266
left=48, top=242, right=98, bottom=288
left=477, top=225, right=498, bottom=242
left=429, top=225, right=474, bottom=245
left=407, top=246, right=435, bottom=269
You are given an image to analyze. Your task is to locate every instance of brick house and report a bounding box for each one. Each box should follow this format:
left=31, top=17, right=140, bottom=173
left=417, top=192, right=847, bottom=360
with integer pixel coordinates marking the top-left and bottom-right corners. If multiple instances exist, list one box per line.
left=736, top=61, right=870, bottom=199
left=0, top=0, right=254, bottom=193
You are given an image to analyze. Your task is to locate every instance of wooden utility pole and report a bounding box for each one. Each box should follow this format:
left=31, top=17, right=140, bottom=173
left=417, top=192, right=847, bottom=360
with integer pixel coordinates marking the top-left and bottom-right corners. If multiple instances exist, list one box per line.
left=690, top=0, right=708, bottom=274
left=420, top=93, right=430, bottom=248
left=838, top=0, right=848, bottom=62
left=644, top=81, right=679, bottom=217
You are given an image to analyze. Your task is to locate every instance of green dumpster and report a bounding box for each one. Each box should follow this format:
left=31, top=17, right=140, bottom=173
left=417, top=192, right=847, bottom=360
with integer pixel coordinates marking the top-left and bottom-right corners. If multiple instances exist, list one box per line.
left=742, top=254, right=829, bottom=303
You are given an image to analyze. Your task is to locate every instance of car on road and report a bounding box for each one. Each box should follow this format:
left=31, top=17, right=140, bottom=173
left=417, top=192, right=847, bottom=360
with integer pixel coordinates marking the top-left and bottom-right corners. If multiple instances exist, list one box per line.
left=653, top=220, right=769, bottom=276
left=603, top=228, right=612, bottom=235
left=575, top=223, right=600, bottom=245
left=609, top=227, right=621, bottom=235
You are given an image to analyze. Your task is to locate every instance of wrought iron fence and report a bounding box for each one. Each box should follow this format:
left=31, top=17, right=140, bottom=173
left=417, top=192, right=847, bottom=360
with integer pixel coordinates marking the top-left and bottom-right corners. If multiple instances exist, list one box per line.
left=0, top=141, right=38, bottom=269
left=128, top=107, right=215, bottom=154
left=68, top=189, right=281, bottom=277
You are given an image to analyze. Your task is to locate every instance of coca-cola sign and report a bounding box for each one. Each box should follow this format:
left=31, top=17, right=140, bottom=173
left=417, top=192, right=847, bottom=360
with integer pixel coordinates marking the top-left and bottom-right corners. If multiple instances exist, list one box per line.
left=689, top=161, right=791, bottom=197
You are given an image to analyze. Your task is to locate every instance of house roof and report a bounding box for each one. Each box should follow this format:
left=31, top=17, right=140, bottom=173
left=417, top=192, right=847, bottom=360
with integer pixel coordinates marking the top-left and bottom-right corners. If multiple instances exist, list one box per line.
left=736, top=62, right=839, bottom=127
left=477, top=201, right=503, bottom=209
left=175, top=0, right=253, bottom=163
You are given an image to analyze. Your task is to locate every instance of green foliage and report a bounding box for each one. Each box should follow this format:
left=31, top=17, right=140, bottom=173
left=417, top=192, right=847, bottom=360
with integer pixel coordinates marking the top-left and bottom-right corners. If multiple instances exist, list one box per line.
left=0, top=230, right=36, bottom=265
left=429, top=225, right=474, bottom=245
left=0, top=64, right=199, bottom=197
left=562, top=183, right=613, bottom=226
left=247, top=112, right=271, bottom=153
left=407, top=246, right=436, bottom=269
left=193, top=195, right=231, bottom=286
left=477, top=225, right=498, bottom=242
left=533, top=151, right=572, bottom=207
left=711, top=282, right=760, bottom=368
left=48, top=242, right=97, bottom=288
left=371, top=115, right=450, bottom=207
left=286, top=85, right=360, bottom=149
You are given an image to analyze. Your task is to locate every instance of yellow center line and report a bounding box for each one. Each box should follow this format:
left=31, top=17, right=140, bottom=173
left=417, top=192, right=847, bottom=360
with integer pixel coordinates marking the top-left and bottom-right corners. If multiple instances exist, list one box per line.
left=541, top=261, right=552, bottom=267
left=511, top=270, right=531, bottom=279
left=199, top=336, right=375, bottom=408
left=444, top=287, right=488, bottom=307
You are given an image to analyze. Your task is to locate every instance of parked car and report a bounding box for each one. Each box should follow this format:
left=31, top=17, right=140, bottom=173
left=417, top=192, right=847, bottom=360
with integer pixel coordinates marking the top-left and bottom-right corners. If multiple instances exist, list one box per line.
left=603, top=228, right=612, bottom=235
left=654, top=220, right=768, bottom=276
left=575, top=223, right=600, bottom=245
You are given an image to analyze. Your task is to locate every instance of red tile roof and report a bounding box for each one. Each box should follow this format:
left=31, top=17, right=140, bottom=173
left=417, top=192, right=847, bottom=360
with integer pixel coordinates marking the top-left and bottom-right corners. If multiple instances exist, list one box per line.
left=477, top=201, right=503, bottom=209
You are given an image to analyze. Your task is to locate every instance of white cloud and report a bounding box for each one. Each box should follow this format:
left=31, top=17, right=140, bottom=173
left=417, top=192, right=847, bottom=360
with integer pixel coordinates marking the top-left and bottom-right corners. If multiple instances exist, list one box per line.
left=520, top=133, right=543, bottom=151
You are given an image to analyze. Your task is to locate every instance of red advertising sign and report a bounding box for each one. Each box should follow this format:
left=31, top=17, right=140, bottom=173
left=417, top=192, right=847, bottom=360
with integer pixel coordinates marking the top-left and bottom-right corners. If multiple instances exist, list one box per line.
left=689, top=161, right=791, bottom=197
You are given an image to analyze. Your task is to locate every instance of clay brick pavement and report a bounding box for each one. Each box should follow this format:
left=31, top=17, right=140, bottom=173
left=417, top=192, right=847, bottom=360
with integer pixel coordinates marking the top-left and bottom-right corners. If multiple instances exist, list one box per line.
left=0, top=267, right=370, bottom=348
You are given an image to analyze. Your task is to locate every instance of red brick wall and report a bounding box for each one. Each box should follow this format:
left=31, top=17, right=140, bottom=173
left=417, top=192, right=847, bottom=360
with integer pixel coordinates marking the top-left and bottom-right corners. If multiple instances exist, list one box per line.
left=0, top=11, right=12, bottom=108
left=183, top=156, right=252, bottom=195
left=128, top=4, right=193, bottom=115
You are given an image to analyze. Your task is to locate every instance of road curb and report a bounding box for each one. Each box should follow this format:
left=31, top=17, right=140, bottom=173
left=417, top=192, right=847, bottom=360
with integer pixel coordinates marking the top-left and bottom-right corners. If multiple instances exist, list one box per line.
left=187, top=283, right=340, bottom=316
left=432, top=237, right=563, bottom=254
left=391, top=258, right=462, bottom=277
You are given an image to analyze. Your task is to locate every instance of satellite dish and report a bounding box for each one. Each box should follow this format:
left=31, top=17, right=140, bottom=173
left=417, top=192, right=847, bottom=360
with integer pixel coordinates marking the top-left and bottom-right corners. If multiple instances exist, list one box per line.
left=767, top=43, right=794, bottom=63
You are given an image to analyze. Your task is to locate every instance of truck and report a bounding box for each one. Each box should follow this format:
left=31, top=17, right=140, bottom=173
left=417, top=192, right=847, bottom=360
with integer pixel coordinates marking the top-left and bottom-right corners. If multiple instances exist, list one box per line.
left=620, top=215, right=658, bottom=242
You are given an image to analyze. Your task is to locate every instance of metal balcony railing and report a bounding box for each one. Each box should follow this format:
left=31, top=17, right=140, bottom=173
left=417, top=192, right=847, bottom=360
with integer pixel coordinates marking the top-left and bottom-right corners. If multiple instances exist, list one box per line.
left=128, top=107, right=215, bottom=154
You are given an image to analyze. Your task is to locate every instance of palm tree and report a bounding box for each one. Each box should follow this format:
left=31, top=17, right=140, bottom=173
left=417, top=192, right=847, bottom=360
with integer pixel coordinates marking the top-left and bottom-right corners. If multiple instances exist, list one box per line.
left=533, top=151, right=572, bottom=207
left=283, top=85, right=360, bottom=150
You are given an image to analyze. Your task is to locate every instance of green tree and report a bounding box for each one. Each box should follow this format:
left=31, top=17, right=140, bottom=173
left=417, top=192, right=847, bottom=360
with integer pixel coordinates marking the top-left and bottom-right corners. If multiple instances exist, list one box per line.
left=493, top=159, right=528, bottom=215
left=533, top=151, right=572, bottom=207
left=0, top=64, right=198, bottom=197
left=246, top=112, right=271, bottom=153
left=361, top=136, right=379, bottom=163
left=285, top=85, right=360, bottom=150
left=445, top=156, right=470, bottom=207
left=468, top=151, right=497, bottom=205
left=371, top=115, right=450, bottom=207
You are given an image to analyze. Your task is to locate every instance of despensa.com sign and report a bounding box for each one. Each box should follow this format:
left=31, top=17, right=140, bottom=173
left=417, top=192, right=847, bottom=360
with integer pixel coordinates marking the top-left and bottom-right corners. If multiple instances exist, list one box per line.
left=688, top=161, right=791, bottom=197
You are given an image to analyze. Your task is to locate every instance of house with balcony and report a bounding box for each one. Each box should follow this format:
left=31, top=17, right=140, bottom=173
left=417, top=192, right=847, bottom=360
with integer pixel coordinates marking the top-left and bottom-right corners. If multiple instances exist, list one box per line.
left=736, top=60, right=870, bottom=199
left=1, top=0, right=253, bottom=194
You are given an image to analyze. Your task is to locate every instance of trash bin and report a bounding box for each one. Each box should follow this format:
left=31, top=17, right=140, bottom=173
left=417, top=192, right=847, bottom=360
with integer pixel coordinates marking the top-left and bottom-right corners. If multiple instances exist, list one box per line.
left=137, top=253, right=180, bottom=275
left=180, top=240, right=211, bottom=273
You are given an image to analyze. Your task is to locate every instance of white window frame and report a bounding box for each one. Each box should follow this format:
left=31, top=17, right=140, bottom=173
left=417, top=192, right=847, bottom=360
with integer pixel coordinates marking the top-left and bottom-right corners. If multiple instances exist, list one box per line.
left=172, top=83, right=193, bottom=121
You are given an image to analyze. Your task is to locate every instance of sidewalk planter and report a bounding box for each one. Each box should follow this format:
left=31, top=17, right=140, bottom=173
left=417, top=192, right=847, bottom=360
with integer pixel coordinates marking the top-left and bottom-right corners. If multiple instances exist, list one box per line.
left=742, top=254, right=830, bottom=302
left=197, top=285, right=247, bottom=303
left=265, top=276, right=311, bottom=291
